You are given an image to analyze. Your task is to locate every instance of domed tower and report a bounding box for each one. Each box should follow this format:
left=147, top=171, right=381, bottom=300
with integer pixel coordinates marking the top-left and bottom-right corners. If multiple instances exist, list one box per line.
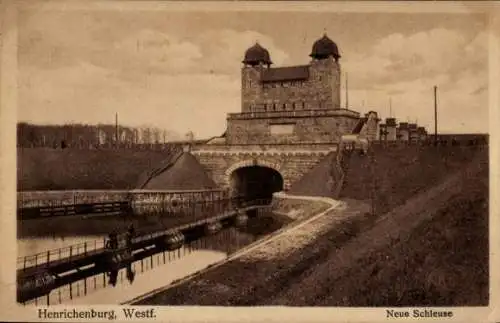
left=310, top=34, right=341, bottom=61
left=242, top=42, right=273, bottom=67
left=309, top=34, right=342, bottom=110
left=241, top=43, right=272, bottom=113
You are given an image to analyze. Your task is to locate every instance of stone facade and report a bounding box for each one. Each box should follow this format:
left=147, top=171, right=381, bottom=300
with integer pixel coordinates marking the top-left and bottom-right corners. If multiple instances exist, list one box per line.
left=192, top=147, right=335, bottom=191
left=241, top=58, right=341, bottom=113
left=226, top=110, right=359, bottom=145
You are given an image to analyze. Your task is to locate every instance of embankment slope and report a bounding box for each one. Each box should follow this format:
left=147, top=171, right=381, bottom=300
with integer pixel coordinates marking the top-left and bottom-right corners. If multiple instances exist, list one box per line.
left=18, top=148, right=217, bottom=191
left=141, top=152, right=217, bottom=190
left=288, top=152, right=337, bottom=197
left=271, top=148, right=489, bottom=306
left=340, top=145, right=481, bottom=214
left=18, top=148, right=171, bottom=191
left=289, top=145, right=482, bottom=215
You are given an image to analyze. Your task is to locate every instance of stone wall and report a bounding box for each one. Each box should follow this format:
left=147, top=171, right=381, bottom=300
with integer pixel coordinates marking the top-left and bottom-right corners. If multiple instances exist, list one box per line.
left=192, top=150, right=334, bottom=191
left=226, top=110, right=359, bottom=145
left=17, top=189, right=229, bottom=208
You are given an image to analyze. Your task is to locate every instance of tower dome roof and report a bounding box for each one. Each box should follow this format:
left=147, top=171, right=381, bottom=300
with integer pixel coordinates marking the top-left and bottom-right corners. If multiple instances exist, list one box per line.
left=310, top=34, right=341, bottom=60
left=243, top=43, right=272, bottom=66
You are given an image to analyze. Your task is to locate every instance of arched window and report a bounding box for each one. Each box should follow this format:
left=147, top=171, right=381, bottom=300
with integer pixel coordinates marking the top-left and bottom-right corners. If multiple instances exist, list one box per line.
left=283, top=103, right=286, bottom=110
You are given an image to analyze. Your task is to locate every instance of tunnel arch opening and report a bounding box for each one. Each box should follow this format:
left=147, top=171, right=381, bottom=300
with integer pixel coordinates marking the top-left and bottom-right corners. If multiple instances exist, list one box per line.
left=229, top=166, right=284, bottom=201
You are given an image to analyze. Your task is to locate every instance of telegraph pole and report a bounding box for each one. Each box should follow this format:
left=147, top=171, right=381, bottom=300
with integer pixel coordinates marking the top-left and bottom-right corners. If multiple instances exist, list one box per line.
left=434, top=86, right=438, bottom=146
left=345, top=72, right=348, bottom=110
left=370, top=146, right=376, bottom=216
left=115, top=112, right=119, bottom=148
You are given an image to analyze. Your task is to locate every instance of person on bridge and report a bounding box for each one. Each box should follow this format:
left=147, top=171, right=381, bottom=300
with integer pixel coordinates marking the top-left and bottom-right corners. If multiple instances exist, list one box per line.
left=127, top=224, right=136, bottom=237
left=125, top=225, right=135, bottom=249
left=106, top=232, right=118, bottom=249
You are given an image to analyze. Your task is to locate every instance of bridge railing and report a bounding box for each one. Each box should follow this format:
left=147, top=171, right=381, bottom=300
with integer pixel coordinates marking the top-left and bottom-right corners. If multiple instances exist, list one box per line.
left=18, top=238, right=107, bottom=271
left=17, top=197, right=272, bottom=271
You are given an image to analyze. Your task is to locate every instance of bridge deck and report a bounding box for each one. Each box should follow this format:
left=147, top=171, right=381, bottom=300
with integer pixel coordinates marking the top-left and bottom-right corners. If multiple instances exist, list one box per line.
left=17, top=204, right=264, bottom=279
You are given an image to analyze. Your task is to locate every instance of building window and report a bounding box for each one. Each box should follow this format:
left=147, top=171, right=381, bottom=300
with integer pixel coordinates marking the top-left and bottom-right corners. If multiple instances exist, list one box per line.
left=270, top=124, right=295, bottom=135
left=292, top=103, right=296, bottom=110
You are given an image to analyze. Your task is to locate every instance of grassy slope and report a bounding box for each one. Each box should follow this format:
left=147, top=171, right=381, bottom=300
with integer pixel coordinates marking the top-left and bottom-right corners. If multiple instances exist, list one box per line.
left=340, top=145, right=479, bottom=214
left=318, top=151, right=489, bottom=306
left=18, top=148, right=174, bottom=191
left=288, top=152, right=337, bottom=197
left=143, top=152, right=217, bottom=190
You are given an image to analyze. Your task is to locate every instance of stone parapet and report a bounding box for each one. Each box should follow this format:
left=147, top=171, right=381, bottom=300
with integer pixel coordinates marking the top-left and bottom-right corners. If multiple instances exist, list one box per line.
left=192, top=143, right=338, bottom=155
left=227, top=109, right=360, bottom=120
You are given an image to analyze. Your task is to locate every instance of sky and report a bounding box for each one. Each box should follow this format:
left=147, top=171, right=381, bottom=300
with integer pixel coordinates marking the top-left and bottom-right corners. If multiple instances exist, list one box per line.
left=17, top=5, right=489, bottom=139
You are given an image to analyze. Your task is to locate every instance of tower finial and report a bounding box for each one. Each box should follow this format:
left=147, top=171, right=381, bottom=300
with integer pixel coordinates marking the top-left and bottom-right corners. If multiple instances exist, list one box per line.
left=323, top=28, right=327, bottom=36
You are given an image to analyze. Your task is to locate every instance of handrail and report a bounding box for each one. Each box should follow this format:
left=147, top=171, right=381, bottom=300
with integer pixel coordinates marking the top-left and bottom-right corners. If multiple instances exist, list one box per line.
left=17, top=198, right=271, bottom=271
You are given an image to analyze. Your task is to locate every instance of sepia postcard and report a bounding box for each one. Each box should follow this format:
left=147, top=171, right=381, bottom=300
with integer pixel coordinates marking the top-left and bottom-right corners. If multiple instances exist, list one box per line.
left=0, top=1, right=499, bottom=322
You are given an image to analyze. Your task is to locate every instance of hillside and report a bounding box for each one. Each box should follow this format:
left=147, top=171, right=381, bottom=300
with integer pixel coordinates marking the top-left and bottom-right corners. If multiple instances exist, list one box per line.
left=276, top=149, right=489, bottom=306
left=288, top=152, right=338, bottom=197
left=142, top=152, right=217, bottom=190
left=288, top=144, right=483, bottom=215
left=341, top=145, right=483, bottom=214
left=17, top=148, right=176, bottom=191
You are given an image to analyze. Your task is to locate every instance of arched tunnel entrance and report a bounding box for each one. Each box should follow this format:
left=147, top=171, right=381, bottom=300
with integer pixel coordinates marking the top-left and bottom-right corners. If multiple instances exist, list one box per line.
left=229, top=166, right=284, bottom=202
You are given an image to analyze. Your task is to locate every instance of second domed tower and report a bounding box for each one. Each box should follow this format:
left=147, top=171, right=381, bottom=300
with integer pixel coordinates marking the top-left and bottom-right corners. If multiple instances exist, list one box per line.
left=242, top=43, right=272, bottom=67
left=310, top=34, right=341, bottom=61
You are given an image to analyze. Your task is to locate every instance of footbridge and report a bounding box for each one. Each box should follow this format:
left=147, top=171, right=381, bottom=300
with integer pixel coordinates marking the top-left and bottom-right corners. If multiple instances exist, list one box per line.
left=17, top=198, right=271, bottom=304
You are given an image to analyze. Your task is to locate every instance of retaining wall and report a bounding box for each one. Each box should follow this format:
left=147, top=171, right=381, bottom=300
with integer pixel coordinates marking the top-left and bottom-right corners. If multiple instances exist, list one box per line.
left=17, top=189, right=230, bottom=209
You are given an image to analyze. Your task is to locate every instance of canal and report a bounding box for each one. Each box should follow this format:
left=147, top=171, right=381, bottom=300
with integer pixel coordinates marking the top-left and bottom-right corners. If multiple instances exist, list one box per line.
left=17, top=200, right=292, bottom=305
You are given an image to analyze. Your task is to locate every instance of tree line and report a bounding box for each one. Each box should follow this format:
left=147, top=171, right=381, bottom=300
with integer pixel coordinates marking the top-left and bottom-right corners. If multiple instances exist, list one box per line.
left=17, top=122, right=197, bottom=149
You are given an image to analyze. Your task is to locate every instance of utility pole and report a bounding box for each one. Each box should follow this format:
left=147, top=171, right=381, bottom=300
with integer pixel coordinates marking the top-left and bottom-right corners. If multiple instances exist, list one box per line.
left=345, top=72, right=348, bottom=110
left=434, top=86, right=438, bottom=146
left=115, top=112, right=119, bottom=148
left=370, top=147, right=376, bottom=216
